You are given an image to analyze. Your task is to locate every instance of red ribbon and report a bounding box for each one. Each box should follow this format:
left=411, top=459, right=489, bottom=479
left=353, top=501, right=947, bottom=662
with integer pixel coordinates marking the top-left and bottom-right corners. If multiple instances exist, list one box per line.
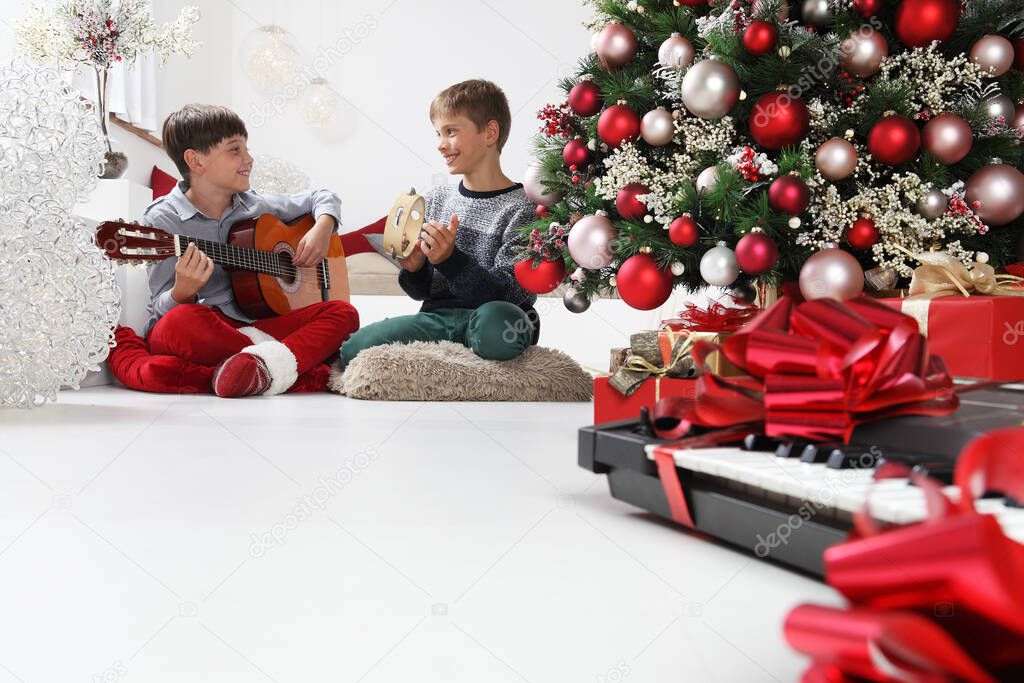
left=661, top=300, right=757, bottom=334
left=786, top=428, right=1024, bottom=682
left=653, top=296, right=959, bottom=443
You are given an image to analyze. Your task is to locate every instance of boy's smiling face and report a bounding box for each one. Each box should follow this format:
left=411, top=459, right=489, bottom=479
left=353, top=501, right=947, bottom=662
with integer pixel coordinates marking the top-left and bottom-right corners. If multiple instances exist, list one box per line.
left=433, top=112, right=499, bottom=176
left=186, top=134, right=253, bottom=193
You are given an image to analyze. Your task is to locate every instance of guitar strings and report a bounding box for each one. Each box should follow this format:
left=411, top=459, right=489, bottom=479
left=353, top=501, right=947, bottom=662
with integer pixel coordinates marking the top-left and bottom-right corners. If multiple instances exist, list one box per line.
left=136, top=247, right=330, bottom=280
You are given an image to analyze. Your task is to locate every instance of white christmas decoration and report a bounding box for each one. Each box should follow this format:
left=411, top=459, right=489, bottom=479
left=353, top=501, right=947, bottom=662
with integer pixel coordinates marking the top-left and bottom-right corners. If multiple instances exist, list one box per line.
left=0, top=61, right=120, bottom=408
left=249, top=154, right=311, bottom=194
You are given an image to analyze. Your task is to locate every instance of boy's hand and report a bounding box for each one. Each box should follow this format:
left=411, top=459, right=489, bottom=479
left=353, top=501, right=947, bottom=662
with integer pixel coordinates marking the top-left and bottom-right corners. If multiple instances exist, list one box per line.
left=171, top=243, right=214, bottom=304
left=293, top=215, right=335, bottom=268
left=397, top=242, right=427, bottom=272
left=420, top=214, right=459, bottom=265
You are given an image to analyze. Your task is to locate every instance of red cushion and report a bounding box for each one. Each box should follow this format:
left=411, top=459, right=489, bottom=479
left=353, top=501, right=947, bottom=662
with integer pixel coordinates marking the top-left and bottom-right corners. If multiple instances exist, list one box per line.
left=340, top=216, right=387, bottom=256
left=151, top=166, right=178, bottom=200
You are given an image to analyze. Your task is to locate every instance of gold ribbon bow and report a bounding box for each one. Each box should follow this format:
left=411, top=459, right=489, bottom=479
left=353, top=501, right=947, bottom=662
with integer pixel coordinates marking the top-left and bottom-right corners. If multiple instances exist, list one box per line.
left=608, top=330, right=696, bottom=397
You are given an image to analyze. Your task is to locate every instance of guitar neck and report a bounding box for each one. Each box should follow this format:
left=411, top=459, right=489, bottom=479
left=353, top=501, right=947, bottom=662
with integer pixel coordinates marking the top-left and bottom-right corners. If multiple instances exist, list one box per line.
left=178, top=235, right=292, bottom=278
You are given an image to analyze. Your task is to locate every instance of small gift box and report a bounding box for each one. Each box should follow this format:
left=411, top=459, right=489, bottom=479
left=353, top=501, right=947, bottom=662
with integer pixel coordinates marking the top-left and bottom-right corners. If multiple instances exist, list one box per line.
left=594, top=376, right=697, bottom=425
left=877, top=250, right=1024, bottom=381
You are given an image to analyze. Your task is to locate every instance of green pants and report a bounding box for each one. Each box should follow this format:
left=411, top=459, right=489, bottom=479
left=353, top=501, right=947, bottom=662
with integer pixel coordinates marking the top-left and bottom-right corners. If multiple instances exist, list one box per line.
left=340, top=301, right=537, bottom=367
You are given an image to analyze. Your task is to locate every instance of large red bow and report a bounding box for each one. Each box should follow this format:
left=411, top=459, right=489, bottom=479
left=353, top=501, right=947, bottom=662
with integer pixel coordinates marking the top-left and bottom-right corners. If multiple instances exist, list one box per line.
left=653, top=296, right=959, bottom=442
left=785, top=428, right=1024, bottom=682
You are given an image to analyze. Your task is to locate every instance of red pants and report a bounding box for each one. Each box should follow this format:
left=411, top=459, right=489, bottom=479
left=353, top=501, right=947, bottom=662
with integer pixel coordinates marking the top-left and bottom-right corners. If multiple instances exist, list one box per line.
left=111, top=301, right=359, bottom=395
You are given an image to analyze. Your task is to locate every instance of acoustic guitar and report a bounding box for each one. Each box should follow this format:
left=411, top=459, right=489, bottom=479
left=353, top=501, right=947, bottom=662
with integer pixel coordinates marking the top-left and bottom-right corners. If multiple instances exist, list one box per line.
left=96, top=213, right=349, bottom=319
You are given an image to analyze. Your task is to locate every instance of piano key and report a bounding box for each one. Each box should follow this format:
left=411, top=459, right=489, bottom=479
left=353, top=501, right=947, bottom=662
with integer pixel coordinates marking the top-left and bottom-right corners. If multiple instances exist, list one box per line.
left=776, top=441, right=809, bottom=458
left=800, top=443, right=838, bottom=464
left=742, top=434, right=780, bottom=452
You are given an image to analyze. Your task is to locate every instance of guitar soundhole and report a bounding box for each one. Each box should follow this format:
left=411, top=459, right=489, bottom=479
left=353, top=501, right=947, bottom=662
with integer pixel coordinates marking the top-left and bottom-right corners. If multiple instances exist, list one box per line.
left=277, top=252, right=296, bottom=285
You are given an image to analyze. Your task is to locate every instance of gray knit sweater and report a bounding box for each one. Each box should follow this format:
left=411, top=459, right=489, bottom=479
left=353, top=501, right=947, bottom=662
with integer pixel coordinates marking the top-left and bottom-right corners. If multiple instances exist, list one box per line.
left=398, top=181, right=537, bottom=312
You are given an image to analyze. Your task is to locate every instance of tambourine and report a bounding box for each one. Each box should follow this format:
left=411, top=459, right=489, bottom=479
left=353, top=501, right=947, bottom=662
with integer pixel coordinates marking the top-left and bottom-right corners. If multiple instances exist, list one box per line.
left=383, top=188, right=426, bottom=259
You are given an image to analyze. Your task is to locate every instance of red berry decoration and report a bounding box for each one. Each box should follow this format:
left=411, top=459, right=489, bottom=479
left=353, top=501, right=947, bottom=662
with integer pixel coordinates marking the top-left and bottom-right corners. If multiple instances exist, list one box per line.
left=514, top=258, right=566, bottom=294
left=852, top=0, right=884, bottom=16
left=615, top=183, right=650, bottom=221
left=615, top=254, right=674, bottom=311
left=598, top=102, right=641, bottom=148
left=768, top=175, right=811, bottom=215
left=868, top=115, right=921, bottom=166
left=895, top=0, right=960, bottom=48
left=845, top=217, right=880, bottom=250
left=668, top=215, right=700, bottom=247
left=749, top=93, right=810, bottom=151
left=568, top=80, right=603, bottom=117
left=743, top=20, right=779, bottom=56
left=735, top=230, right=779, bottom=275
left=535, top=204, right=550, bottom=219
left=562, top=138, right=591, bottom=167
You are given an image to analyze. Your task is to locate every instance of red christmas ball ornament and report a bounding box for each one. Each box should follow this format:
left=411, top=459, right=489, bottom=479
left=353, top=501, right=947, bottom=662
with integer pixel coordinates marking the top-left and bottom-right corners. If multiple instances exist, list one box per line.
left=514, top=258, right=566, bottom=295
left=749, top=93, right=810, bottom=151
left=535, top=204, right=550, bottom=219
left=743, top=20, right=779, bottom=56
left=852, top=0, right=884, bottom=16
left=735, top=230, right=779, bottom=275
left=562, top=138, right=592, bottom=167
left=615, top=183, right=650, bottom=221
left=668, top=215, right=700, bottom=247
left=568, top=80, right=603, bottom=117
left=675, top=0, right=707, bottom=5
left=845, top=217, right=879, bottom=250
left=868, top=115, right=921, bottom=166
left=895, top=0, right=960, bottom=48
left=615, top=253, right=674, bottom=311
left=768, top=175, right=810, bottom=215
left=1014, top=38, right=1024, bottom=71
left=598, top=102, right=641, bottom=148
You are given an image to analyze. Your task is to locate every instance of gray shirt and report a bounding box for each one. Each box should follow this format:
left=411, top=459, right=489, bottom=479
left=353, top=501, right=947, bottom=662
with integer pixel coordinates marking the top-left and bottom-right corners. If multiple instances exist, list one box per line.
left=141, top=181, right=341, bottom=331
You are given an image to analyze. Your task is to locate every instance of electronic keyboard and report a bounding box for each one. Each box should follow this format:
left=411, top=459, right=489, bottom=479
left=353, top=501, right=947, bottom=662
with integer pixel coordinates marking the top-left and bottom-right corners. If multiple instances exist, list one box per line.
left=579, top=385, right=1024, bottom=577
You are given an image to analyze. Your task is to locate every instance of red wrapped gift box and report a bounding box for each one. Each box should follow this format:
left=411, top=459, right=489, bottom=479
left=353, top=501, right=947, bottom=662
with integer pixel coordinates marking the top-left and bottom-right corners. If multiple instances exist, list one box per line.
left=594, top=376, right=697, bottom=425
left=879, top=296, right=1024, bottom=381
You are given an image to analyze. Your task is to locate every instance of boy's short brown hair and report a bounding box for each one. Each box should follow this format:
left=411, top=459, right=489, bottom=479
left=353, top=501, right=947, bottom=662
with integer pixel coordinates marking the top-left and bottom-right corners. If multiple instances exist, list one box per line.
left=429, top=79, right=512, bottom=152
left=161, top=104, right=248, bottom=186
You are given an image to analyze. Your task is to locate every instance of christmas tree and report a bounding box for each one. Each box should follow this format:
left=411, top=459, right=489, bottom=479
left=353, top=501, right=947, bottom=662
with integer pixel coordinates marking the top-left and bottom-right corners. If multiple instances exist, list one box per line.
left=514, top=0, right=1024, bottom=312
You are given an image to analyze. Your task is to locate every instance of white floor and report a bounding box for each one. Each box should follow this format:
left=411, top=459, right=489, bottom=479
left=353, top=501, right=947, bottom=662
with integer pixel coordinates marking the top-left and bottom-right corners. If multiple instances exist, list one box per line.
left=0, top=386, right=842, bottom=683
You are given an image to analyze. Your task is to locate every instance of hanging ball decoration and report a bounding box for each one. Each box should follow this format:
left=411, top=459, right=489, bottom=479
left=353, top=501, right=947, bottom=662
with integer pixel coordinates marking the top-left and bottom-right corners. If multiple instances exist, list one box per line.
left=523, top=162, right=564, bottom=207
left=615, top=183, right=650, bottom=221
left=894, top=0, right=960, bottom=48
left=867, top=115, right=921, bottom=166
left=568, top=214, right=618, bottom=269
left=815, top=138, right=859, bottom=180
left=595, top=22, right=638, bottom=70
left=563, top=288, right=591, bottom=314
left=965, top=164, right=1024, bottom=227
left=699, top=241, right=740, bottom=287
left=983, top=94, right=1016, bottom=122
left=563, top=138, right=592, bottom=167
left=749, top=92, right=810, bottom=151
left=768, top=175, right=811, bottom=215
left=616, top=253, right=674, bottom=311
left=658, top=33, right=696, bottom=70
left=840, top=28, right=889, bottom=79
left=742, top=20, right=779, bottom=56
left=1015, top=38, right=1024, bottom=71
left=970, top=35, right=1016, bottom=78
left=916, top=187, right=950, bottom=219
left=695, top=165, right=720, bottom=196
left=1013, top=105, right=1024, bottom=136
left=799, top=247, right=865, bottom=301
left=671, top=261, right=686, bottom=276
left=845, top=216, right=880, bottom=250
left=735, top=230, right=779, bottom=275
left=514, top=258, right=566, bottom=295
left=535, top=204, right=550, bottom=219
left=668, top=215, right=701, bottom=247
left=801, top=0, right=833, bottom=27
left=568, top=80, right=604, bottom=117
left=676, top=0, right=708, bottom=6
left=681, top=58, right=741, bottom=120
left=641, top=107, right=676, bottom=146
left=922, top=113, right=974, bottom=165
left=598, top=102, right=641, bottom=148
left=852, top=0, right=884, bottom=17
left=730, top=281, right=759, bottom=304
